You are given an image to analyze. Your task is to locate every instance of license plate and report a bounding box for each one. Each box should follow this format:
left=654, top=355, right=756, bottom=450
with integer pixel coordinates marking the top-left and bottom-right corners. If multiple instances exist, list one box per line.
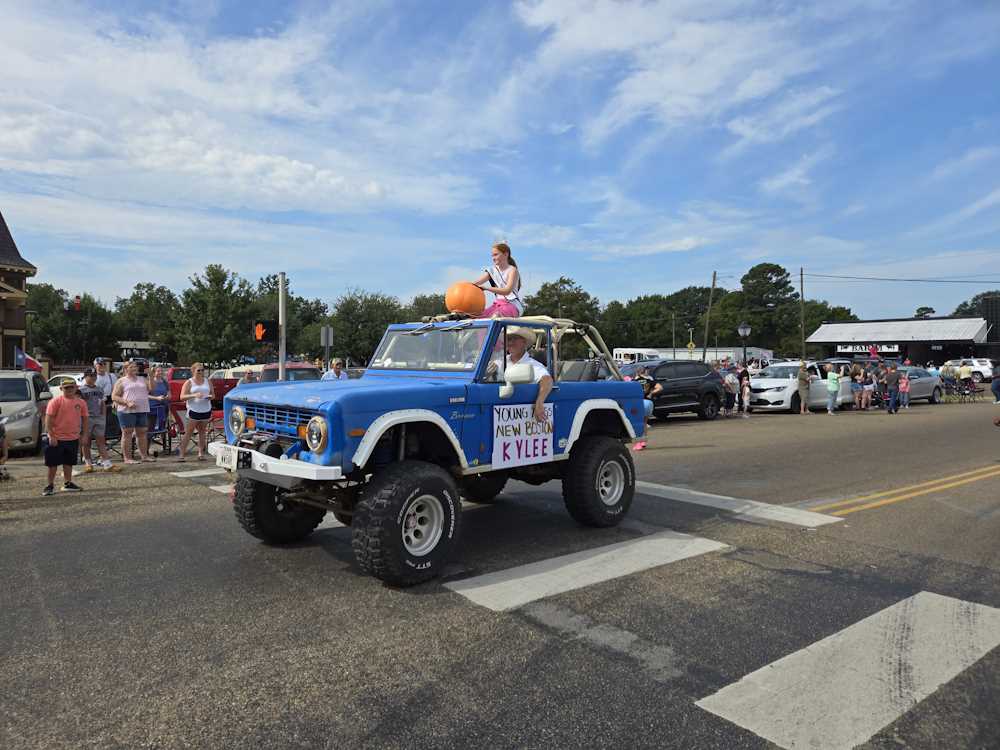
left=216, top=444, right=238, bottom=471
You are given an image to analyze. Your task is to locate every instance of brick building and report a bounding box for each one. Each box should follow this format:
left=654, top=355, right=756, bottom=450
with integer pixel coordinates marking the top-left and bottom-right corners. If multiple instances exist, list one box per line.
left=0, top=210, right=38, bottom=367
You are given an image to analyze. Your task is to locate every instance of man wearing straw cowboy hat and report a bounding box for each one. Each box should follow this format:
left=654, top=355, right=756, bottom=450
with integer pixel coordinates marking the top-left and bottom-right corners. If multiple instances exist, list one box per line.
left=502, top=326, right=553, bottom=422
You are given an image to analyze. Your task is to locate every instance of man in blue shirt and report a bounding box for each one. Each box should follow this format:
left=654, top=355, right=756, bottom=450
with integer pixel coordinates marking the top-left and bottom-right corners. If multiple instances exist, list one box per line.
left=322, top=358, right=349, bottom=381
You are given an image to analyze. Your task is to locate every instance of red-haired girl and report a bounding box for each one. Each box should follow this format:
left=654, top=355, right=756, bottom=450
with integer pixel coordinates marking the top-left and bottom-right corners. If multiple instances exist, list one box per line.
left=470, top=242, right=524, bottom=317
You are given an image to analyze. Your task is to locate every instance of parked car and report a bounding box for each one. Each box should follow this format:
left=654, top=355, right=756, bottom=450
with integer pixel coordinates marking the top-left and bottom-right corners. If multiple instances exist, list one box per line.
left=943, top=358, right=994, bottom=382
left=898, top=366, right=943, bottom=404
left=209, top=367, right=245, bottom=405
left=259, top=362, right=322, bottom=382
left=210, top=317, right=644, bottom=586
left=164, top=366, right=192, bottom=405
left=630, top=358, right=725, bottom=420
left=0, top=370, right=52, bottom=452
left=47, top=372, right=85, bottom=389
left=749, top=361, right=852, bottom=412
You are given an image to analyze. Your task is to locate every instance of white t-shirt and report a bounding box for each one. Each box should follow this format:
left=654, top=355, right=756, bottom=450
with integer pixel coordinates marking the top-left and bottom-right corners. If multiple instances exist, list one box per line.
left=506, top=354, right=549, bottom=383
left=322, top=369, right=349, bottom=381
left=95, top=371, right=117, bottom=398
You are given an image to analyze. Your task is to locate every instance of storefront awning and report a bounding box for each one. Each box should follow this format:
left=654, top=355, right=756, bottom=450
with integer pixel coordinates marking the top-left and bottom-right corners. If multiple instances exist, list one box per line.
left=807, top=318, right=989, bottom=344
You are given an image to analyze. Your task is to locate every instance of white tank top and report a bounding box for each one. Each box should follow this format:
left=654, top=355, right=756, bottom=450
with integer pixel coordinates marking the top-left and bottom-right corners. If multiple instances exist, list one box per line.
left=488, top=264, right=525, bottom=314
left=186, top=378, right=213, bottom=413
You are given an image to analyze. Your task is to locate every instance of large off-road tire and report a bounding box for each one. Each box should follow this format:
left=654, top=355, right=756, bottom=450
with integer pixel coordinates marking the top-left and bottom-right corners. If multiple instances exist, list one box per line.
left=352, top=461, right=461, bottom=586
left=233, top=477, right=325, bottom=544
left=562, top=436, right=635, bottom=528
left=697, top=394, right=720, bottom=420
left=461, top=471, right=508, bottom=503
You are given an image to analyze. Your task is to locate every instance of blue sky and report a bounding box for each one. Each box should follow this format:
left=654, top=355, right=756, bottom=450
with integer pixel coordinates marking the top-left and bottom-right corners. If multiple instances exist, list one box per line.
left=2, top=0, right=999, bottom=320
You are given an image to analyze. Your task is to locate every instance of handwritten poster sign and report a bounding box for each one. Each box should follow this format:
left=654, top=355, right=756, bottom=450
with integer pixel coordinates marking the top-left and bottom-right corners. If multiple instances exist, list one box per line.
left=492, top=404, right=554, bottom=469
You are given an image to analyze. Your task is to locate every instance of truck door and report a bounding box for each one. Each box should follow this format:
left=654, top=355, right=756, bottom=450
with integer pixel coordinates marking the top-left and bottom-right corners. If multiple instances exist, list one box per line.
left=464, top=324, right=564, bottom=470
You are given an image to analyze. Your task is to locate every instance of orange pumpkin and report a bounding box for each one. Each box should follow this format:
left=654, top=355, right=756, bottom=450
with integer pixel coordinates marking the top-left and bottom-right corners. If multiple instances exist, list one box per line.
left=445, top=282, right=486, bottom=316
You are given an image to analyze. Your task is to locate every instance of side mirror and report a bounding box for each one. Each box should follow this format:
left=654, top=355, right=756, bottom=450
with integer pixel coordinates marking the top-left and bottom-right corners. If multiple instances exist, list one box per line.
left=38, top=391, right=52, bottom=401
left=499, top=362, right=535, bottom=399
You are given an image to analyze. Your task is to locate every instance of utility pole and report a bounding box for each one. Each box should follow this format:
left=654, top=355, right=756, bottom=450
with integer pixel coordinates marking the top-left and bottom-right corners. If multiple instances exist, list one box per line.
left=671, top=311, right=676, bottom=359
left=799, top=267, right=806, bottom=361
left=278, top=271, right=287, bottom=381
left=702, top=271, right=716, bottom=362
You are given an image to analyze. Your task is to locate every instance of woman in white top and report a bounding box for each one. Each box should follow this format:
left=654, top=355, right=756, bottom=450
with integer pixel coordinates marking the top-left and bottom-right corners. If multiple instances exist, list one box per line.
left=469, top=242, right=524, bottom=317
left=176, top=362, right=213, bottom=461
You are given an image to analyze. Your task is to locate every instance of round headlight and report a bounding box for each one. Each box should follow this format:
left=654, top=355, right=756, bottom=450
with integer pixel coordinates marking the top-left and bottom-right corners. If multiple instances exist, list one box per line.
left=306, top=416, right=328, bottom=452
left=228, top=406, right=246, bottom=436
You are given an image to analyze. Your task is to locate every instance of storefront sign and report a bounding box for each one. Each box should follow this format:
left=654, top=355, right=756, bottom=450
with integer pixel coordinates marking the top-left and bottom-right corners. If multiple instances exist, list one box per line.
left=837, top=344, right=900, bottom=354
left=492, top=404, right=554, bottom=469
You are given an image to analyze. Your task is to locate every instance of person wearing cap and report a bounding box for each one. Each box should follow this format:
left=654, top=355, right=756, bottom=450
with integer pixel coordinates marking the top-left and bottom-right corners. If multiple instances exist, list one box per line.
left=93, top=357, right=117, bottom=403
left=78, top=367, right=118, bottom=472
left=42, top=378, right=88, bottom=495
left=503, top=326, right=553, bottom=422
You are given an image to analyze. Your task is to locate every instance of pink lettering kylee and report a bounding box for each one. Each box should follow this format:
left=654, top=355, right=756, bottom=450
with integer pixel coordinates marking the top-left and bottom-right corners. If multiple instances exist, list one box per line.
left=503, top=444, right=511, bottom=461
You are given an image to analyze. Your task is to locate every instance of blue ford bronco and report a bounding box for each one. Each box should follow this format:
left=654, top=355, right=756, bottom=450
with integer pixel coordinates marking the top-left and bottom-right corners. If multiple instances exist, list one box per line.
left=209, top=316, right=644, bottom=586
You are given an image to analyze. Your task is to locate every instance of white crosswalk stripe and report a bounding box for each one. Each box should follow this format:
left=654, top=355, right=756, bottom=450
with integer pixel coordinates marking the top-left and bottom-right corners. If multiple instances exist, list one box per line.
left=169, top=468, right=227, bottom=479
left=696, top=591, right=1000, bottom=750
left=445, top=529, right=727, bottom=611
left=636, top=481, right=842, bottom=528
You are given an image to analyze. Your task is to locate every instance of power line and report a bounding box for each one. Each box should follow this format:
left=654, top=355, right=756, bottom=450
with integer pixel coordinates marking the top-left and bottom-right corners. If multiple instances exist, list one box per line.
left=804, top=273, right=1000, bottom=284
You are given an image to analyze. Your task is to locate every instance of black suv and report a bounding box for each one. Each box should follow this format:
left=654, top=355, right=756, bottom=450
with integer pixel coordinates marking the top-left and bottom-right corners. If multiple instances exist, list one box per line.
left=633, top=359, right=725, bottom=420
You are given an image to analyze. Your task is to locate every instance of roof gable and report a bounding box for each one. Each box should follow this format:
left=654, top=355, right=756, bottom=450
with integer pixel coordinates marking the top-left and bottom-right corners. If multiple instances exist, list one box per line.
left=0, top=210, right=37, bottom=273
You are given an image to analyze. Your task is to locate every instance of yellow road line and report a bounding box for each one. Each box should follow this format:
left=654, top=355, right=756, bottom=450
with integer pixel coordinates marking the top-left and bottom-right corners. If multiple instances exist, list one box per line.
left=833, top=467, right=1000, bottom=516
left=809, top=464, right=1000, bottom=513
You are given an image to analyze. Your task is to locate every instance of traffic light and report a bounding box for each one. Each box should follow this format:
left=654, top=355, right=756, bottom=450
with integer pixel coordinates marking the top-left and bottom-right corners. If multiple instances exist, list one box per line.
left=253, top=320, right=278, bottom=343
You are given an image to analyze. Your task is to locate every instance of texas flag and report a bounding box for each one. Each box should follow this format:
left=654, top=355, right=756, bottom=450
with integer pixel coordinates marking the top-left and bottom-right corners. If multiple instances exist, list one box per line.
left=14, top=346, right=42, bottom=372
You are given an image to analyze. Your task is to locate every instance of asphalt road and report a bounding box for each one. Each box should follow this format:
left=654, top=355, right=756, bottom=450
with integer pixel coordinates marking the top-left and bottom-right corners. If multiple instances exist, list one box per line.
left=2, top=398, right=999, bottom=749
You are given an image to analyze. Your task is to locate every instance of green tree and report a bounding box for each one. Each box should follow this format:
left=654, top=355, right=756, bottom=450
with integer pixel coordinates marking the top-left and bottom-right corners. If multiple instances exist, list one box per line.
left=26, top=284, right=117, bottom=364
left=330, top=290, right=403, bottom=364
left=523, top=277, right=600, bottom=323
left=114, top=283, right=180, bottom=360
left=173, top=265, right=255, bottom=364
left=914, top=306, right=935, bottom=318
left=403, top=293, right=446, bottom=321
left=953, top=291, right=1000, bottom=317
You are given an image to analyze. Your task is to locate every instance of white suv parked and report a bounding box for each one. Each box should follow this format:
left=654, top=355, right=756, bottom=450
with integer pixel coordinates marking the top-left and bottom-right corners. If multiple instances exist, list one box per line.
left=943, top=358, right=995, bottom=383
left=0, top=370, right=52, bottom=452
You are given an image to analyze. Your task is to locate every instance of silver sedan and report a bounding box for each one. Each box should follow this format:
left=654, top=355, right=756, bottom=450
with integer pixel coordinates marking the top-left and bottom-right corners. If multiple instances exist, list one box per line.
left=899, top=367, right=943, bottom=404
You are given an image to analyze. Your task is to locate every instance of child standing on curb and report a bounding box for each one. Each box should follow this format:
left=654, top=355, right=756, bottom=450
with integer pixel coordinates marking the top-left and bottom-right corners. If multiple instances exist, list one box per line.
left=43, top=378, right=88, bottom=496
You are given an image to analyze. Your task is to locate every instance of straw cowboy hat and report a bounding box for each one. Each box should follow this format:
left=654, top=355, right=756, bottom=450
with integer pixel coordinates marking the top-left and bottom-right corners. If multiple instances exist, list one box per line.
left=505, top=326, right=538, bottom=344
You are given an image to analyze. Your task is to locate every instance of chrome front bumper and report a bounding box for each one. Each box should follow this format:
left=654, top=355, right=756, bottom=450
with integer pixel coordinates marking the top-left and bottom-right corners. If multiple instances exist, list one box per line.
left=207, top=442, right=343, bottom=486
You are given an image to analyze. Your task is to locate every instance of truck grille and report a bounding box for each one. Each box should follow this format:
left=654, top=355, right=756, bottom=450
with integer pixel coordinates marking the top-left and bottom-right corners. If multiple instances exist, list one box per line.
left=245, top=404, right=317, bottom=434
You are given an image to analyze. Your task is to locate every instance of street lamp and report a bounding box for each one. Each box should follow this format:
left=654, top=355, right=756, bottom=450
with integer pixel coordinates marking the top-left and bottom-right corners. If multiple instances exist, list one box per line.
left=737, top=321, right=752, bottom=364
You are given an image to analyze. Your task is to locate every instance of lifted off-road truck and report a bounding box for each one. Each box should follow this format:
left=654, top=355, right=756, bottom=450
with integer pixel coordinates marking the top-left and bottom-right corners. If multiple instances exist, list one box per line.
left=209, top=317, right=645, bottom=586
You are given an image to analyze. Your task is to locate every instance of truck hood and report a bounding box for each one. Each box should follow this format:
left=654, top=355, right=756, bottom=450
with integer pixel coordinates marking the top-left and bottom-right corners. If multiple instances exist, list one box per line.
left=227, top=374, right=469, bottom=412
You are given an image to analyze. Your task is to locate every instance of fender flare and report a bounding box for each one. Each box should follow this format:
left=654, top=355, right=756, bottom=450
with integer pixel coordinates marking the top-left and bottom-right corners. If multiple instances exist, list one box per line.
left=351, top=409, right=468, bottom=470
left=564, top=398, right=636, bottom=454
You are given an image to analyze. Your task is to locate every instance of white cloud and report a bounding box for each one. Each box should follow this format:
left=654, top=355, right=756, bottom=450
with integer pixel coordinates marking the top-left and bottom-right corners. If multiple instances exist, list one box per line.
left=911, top=187, right=1000, bottom=238
left=724, top=86, right=841, bottom=156
left=927, top=146, right=1000, bottom=182
left=759, top=148, right=833, bottom=195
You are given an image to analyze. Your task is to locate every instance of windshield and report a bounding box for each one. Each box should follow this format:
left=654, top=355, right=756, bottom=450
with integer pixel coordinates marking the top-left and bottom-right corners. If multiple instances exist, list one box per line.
left=171, top=368, right=192, bottom=380
left=758, top=365, right=799, bottom=379
left=369, top=327, right=485, bottom=372
left=0, top=379, right=30, bottom=402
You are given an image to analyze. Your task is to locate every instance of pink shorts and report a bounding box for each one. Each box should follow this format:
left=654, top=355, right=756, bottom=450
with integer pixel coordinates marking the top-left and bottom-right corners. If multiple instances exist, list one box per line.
left=480, top=300, right=521, bottom=318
